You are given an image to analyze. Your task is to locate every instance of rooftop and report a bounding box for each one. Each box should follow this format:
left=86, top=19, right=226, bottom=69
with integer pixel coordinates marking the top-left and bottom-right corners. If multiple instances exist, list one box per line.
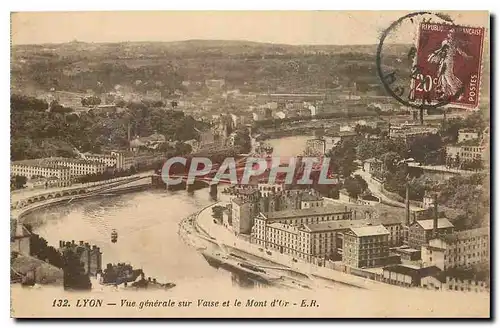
left=414, top=218, right=454, bottom=230
left=302, top=219, right=370, bottom=233
left=12, top=159, right=72, bottom=170
left=231, top=197, right=246, bottom=206
left=458, top=128, right=478, bottom=133
left=324, top=131, right=357, bottom=138
left=300, top=193, right=322, bottom=202
left=84, top=153, right=115, bottom=158
left=268, top=222, right=300, bottom=234
left=349, top=224, right=389, bottom=237
left=383, top=265, right=442, bottom=279
left=364, top=158, right=383, bottom=163
left=45, top=157, right=105, bottom=166
left=261, top=205, right=351, bottom=221
left=456, top=139, right=483, bottom=147
left=439, top=227, right=489, bottom=243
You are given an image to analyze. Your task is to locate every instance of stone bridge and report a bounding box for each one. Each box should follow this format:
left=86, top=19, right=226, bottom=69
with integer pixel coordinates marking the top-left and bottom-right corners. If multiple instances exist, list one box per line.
left=11, top=176, right=152, bottom=210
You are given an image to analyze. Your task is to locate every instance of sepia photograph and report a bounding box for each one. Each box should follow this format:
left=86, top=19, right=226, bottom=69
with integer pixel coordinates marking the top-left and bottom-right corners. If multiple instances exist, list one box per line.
left=9, top=10, right=490, bottom=318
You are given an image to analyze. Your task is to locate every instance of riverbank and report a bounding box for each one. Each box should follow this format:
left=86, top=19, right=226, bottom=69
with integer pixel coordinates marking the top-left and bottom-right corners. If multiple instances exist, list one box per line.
left=11, top=180, right=154, bottom=287
left=191, top=202, right=400, bottom=291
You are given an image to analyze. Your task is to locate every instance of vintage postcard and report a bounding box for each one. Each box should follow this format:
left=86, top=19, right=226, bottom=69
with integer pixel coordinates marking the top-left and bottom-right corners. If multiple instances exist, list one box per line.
left=10, top=11, right=490, bottom=318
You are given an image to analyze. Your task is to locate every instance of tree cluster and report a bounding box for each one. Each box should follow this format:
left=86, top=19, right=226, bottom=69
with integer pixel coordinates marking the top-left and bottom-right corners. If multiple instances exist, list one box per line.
left=81, top=96, right=102, bottom=107
left=343, top=174, right=368, bottom=199
left=24, top=224, right=64, bottom=269
left=11, top=94, right=206, bottom=161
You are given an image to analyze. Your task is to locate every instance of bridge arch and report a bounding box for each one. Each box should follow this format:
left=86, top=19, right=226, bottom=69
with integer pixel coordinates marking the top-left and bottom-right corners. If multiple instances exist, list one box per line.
left=47, top=194, right=54, bottom=199
left=62, top=191, right=70, bottom=196
left=55, top=193, right=62, bottom=197
left=78, top=189, right=86, bottom=194
left=39, top=195, right=46, bottom=201
left=70, top=190, right=78, bottom=195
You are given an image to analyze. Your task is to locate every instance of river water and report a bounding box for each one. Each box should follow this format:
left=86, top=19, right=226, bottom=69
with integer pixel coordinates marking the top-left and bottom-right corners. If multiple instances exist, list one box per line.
left=23, top=136, right=311, bottom=289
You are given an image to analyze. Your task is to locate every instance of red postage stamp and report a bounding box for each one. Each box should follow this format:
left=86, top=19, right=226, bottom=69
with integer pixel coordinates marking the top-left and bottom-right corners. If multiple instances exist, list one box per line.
left=410, top=22, right=485, bottom=108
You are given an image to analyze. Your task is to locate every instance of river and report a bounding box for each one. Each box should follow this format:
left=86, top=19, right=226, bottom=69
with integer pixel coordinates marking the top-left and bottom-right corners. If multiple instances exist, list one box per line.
left=267, top=135, right=311, bottom=157
left=22, top=136, right=311, bottom=290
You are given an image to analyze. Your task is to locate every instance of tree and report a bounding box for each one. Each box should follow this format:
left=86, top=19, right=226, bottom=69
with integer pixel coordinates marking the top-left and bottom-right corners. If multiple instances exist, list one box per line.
left=11, top=175, right=27, bottom=190
left=461, top=158, right=484, bottom=171
left=383, top=167, right=407, bottom=197
left=81, top=96, right=101, bottom=107
left=327, top=138, right=359, bottom=178
left=175, top=142, right=192, bottom=155
left=381, top=151, right=401, bottom=173
left=407, top=134, right=444, bottom=165
left=343, top=175, right=368, bottom=199
left=233, top=129, right=251, bottom=153
left=356, top=138, right=407, bottom=161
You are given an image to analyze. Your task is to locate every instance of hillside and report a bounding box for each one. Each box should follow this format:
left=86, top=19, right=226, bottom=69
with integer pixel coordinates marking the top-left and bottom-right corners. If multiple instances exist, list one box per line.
left=10, top=94, right=207, bottom=161
left=11, top=40, right=413, bottom=95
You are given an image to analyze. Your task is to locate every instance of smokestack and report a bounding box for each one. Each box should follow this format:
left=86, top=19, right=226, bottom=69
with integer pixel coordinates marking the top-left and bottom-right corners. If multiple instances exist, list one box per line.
left=127, top=123, right=131, bottom=142
left=433, top=194, right=439, bottom=238
left=405, top=182, right=410, bottom=226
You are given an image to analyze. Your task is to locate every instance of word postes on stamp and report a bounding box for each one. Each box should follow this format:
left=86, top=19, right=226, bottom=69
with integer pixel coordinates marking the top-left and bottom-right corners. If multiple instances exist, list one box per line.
left=410, top=22, right=485, bottom=108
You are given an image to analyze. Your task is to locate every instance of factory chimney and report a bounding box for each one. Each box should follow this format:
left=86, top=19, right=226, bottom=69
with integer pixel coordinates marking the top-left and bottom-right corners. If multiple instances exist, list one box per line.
left=432, top=193, right=439, bottom=238
left=405, top=181, right=410, bottom=227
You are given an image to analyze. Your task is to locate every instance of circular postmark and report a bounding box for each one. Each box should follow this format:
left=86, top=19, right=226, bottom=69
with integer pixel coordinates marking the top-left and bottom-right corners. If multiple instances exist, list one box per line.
left=376, top=11, right=467, bottom=110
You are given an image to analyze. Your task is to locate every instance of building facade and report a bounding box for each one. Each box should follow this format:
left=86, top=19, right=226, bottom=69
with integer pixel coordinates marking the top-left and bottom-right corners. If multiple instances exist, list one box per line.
left=342, top=225, right=390, bottom=268
left=231, top=197, right=255, bottom=235
left=11, top=161, right=71, bottom=186
left=457, top=129, right=479, bottom=143
left=83, top=153, right=119, bottom=168
left=305, top=138, right=326, bottom=156
left=253, top=217, right=370, bottom=263
left=10, top=220, right=31, bottom=255
left=45, top=158, right=107, bottom=178
left=421, top=227, right=489, bottom=270
left=300, top=193, right=324, bottom=209
left=408, top=218, right=454, bottom=249
left=59, top=240, right=102, bottom=276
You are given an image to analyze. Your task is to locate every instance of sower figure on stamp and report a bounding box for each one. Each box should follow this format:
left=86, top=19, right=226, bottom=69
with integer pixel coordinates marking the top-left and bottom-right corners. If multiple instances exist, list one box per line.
left=427, top=28, right=472, bottom=101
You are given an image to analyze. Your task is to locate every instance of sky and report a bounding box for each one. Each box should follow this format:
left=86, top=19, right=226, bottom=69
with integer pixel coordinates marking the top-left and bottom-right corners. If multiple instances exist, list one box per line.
left=11, top=11, right=488, bottom=46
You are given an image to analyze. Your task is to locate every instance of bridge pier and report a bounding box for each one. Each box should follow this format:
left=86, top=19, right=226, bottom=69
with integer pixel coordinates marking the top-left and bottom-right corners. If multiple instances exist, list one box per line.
left=209, top=183, right=218, bottom=201
left=186, top=183, right=195, bottom=193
